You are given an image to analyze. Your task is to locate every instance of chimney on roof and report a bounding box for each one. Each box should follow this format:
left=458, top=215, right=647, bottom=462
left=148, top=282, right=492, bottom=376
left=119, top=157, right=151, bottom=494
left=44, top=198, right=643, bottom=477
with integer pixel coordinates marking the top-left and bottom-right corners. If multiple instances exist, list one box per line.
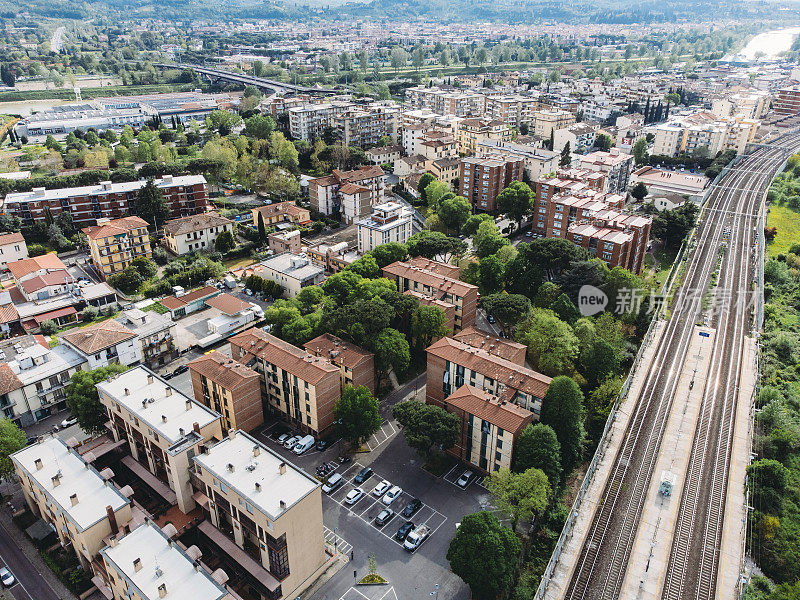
left=279, top=500, right=286, bottom=510
left=124, top=388, right=130, bottom=396
left=107, top=505, right=119, bottom=535
left=179, top=427, right=185, bottom=436
left=253, top=445, right=260, bottom=457
left=70, top=493, right=78, bottom=506
left=147, top=374, right=154, bottom=385
left=34, top=458, right=43, bottom=470
left=185, top=400, right=192, bottom=410
left=166, top=387, right=172, bottom=397
left=255, top=482, right=261, bottom=492
left=133, top=557, right=142, bottom=572
left=158, top=584, right=167, bottom=599
left=162, top=415, right=167, bottom=423
left=227, top=463, right=234, bottom=472
left=278, top=462, right=286, bottom=475
left=51, top=472, right=62, bottom=487
left=193, top=422, right=200, bottom=435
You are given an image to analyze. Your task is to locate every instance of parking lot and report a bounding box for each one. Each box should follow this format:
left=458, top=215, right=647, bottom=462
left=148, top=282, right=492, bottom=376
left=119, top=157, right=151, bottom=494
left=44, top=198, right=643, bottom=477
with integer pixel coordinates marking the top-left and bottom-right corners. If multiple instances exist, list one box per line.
left=324, top=461, right=448, bottom=550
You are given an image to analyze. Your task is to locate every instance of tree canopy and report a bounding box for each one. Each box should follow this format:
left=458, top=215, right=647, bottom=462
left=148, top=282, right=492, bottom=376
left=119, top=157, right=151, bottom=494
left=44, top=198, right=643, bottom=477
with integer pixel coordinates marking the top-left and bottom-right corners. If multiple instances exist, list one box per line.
left=66, top=364, right=129, bottom=435
left=334, top=385, right=382, bottom=446
left=392, top=400, right=460, bottom=458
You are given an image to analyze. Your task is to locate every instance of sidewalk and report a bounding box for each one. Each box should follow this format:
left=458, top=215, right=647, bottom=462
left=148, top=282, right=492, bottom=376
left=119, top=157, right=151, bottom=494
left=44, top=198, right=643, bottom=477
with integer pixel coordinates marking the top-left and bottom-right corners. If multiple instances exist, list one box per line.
left=0, top=479, right=75, bottom=600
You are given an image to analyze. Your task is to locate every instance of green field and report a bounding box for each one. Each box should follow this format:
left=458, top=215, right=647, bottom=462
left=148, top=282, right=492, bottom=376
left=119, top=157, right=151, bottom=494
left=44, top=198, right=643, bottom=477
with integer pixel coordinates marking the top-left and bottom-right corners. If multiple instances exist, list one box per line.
left=766, top=204, right=800, bottom=256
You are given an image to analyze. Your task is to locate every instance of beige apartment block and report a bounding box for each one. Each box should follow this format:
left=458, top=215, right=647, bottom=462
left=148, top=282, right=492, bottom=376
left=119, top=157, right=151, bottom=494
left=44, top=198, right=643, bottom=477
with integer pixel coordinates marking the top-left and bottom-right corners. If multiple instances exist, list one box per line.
left=12, top=435, right=133, bottom=571
left=192, top=430, right=326, bottom=600
left=83, top=216, right=152, bottom=280
left=97, top=366, right=224, bottom=514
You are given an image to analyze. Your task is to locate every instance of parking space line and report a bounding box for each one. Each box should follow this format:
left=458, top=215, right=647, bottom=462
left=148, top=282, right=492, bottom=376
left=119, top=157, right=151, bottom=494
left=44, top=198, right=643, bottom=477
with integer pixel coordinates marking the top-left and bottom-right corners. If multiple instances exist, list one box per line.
left=323, top=525, right=352, bottom=557
left=338, top=587, right=371, bottom=600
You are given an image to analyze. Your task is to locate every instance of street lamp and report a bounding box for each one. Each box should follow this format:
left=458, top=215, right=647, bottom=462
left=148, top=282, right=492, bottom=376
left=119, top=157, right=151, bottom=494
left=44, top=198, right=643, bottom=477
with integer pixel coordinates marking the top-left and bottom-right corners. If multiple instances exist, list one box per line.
left=333, top=527, right=338, bottom=552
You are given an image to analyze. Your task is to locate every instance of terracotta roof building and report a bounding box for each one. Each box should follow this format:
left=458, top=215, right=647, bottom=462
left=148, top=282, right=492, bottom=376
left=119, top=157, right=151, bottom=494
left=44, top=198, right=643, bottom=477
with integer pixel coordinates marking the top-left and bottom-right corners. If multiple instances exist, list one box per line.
left=444, top=384, right=534, bottom=473
left=159, top=285, right=221, bottom=319
left=230, top=328, right=341, bottom=437
left=308, top=165, right=385, bottom=223
left=7, top=253, right=67, bottom=282
left=189, top=350, right=262, bottom=434
left=0, top=231, right=27, bottom=270
left=251, top=202, right=311, bottom=227
left=303, top=333, right=375, bottom=394
left=60, top=319, right=141, bottom=369
left=383, top=259, right=477, bottom=331
left=163, top=211, right=234, bottom=256
left=453, top=326, right=527, bottom=365
left=83, top=216, right=151, bottom=281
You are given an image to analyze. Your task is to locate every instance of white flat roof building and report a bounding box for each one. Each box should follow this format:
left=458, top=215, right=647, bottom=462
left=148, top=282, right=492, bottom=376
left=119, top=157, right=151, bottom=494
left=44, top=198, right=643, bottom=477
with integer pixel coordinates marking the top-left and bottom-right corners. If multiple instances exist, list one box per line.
left=101, top=521, right=229, bottom=600
left=356, top=201, right=413, bottom=254
left=12, top=436, right=130, bottom=531
left=96, top=365, right=221, bottom=452
left=193, top=430, right=319, bottom=522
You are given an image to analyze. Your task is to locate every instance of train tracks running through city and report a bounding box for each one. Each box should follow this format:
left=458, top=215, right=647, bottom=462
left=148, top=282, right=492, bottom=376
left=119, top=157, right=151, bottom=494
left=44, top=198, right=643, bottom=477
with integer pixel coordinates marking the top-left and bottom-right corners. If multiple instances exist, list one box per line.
left=561, top=135, right=800, bottom=600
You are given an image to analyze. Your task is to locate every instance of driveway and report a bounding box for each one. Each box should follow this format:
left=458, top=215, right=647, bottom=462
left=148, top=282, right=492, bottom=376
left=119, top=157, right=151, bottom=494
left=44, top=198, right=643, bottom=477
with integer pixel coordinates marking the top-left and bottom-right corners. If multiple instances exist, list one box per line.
left=0, top=519, right=59, bottom=600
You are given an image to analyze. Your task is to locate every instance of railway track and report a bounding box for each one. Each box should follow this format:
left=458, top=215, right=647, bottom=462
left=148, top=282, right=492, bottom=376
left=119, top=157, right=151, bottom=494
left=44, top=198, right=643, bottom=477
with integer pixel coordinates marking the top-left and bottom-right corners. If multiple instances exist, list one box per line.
left=661, top=138, right=799, bottom=599
left=561, top=139, right=798, bottom=600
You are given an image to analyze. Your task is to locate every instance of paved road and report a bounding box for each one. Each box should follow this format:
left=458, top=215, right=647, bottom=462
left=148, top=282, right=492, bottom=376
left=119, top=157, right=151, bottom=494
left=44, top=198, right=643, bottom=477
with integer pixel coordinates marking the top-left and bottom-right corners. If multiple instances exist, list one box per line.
left=0, top=519, right=59, bottom=600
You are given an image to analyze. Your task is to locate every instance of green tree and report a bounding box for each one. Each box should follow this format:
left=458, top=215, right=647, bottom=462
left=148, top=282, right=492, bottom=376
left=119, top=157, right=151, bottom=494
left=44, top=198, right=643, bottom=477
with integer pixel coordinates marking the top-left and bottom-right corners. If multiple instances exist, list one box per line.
left=517, top=308, right=579, bottom=376
left=437, top=195, right=471, bottom=234
left=215, top=230, right=236, bottom=253
left=370, top=242, right=407, bottom=268
left=334, top=385, right=381, bottom=446
left=205, top=109, right=242, bottom=135
left=478, top=255, right=505, bottom=295
left=244, top=114, right=276, bottom=139
left=632, top=137, right=649, bottom=165
left=580, top=338, right=620, bottom=387
left=131, top=257, right=158, bottom=279
left=595, top=133, right=612, bottom=151
left=392, top=400, right=460, bottom=458
left=411, top=304, right=449, bottom=351
left=0, top=419, right=26, bottom=479
left=631, top=181, right=649, bottom=201
left=541, top=376, right=585, bottom=473
left=66, top=364, right=129, bottom=435
left=108, top=266, right=145, bottom=295
left=652, top=203, right=699, bottom=249
left=462, top=213, right=494, bottom=237
left=496, top=181, right=534, bottom=232
left=512, top=423, right=562, bottom=486
left=406, top=231, right=466, bottom=263
left=486, top=467, right=551, bottom=531
left=560, top=141, right=571, bottom=168
left=417, top=173, right=436, bottom=202
left=257, top=212, right=266, bottom=245
left=481, top=293, right=531, bottom=330
left=447, top=512, right=522, bottom=600
left=39, top=320, right=58, bottom=335
left=374, top=328, right=410, bottom=388
left=134, top=180, right=170, bottom=227
left=747, top=459, right=790, bottom=514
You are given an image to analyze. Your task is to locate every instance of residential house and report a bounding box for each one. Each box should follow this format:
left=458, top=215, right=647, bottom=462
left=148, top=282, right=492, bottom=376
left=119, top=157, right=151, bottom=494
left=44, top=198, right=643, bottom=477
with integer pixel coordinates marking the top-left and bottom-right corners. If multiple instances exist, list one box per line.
left=60, top=319, right=141, bottom=369
left=163, top=212, right=235, bottom=256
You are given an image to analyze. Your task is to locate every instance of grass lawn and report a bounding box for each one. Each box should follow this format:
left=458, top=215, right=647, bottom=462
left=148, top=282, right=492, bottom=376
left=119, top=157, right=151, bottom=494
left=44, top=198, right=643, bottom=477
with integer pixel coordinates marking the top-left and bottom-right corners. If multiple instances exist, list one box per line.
left=648, top=247, right=678, bottom=290
left=224, top=256, right=256, bottom=271
left=143, top=301, right=168, bottom=314
left=767, top=203, right=800, bottom=256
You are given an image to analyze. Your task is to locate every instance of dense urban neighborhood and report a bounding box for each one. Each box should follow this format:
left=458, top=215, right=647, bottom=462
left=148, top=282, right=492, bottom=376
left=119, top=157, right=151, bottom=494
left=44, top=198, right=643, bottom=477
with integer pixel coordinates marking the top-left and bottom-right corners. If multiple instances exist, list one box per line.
left=0, top=4, right=799, bottom=600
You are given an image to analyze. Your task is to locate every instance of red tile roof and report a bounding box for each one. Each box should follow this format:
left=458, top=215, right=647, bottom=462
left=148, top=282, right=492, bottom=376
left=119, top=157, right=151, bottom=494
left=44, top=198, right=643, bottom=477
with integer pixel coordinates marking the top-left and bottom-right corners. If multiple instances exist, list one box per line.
left=303, top=333, right=373, bottom=368
left=7, top=254, right=66, bottom=280
left=205, top=293, right=252, bottom=316
left=61, top=319, right=136, bottom=354
left=83, top=216, right=149, bottom=240
left=188, top=350, right=259, bottom=389
left=0, top=363, right=22, bottom=396
left=0, top=232, right=24, bottom=246
left=446, top=385, right=533, bottom=434
left=0, top=302, right=19, bottom=325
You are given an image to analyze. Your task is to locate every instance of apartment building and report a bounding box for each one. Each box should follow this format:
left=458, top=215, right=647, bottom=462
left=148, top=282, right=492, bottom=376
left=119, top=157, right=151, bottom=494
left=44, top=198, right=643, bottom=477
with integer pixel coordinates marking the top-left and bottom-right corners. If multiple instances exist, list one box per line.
left=253, top=254, right=325, bottom=298
left=456, top=119, right=512, bottom=155
left=652, top=114, right=759, bottom=158
left=12, top=435, right=133, bottom=571
left=630, top=166, right=709, bottom=203
left=333, top=105, right=399, bottom=147
left=288, top=101, right=354, bottom=141
left=553, top=122, right=598, bottom=154
left=268, top=230, right=302, bottom=255
left=773, top=85, right=800, bottom=115
left=84, top=216, right=152, bottom=280
left=535, top=169, right=607, bottom=204
left=403, top=290, right=455, bottom=337
left=0, top=232, right=28, bottom=270
left=578, top=150, right=634, bottom=194
left=404, top=86, right=485, bottom=117
left=192, top=430, right=326, bottom=600
left=356, top=201, right=412, bottom=254
left=483, top=95, right=539, bottom=129
left=566, top=210, right=652, bottom=275
left=1, top=175, right=209, bottom=226
left=115, top=308, right=178, bottom=368
left=303, top=333, right=375, bottom=394
left=1, top=339, right=85, bottom=425
left=163, top=212, right=235, bottom=256
left=305, top=242, right=357, bottom=274
left=61, top=319, right=141, bottom=369
left=532, top=110, right=576, bottom=138
left=428, top=157, right=460, bottom=188
left=189, top=350, right=263, bottom=434
left=96, top=366, right=224, bottom=514
left=365, top=145, right=402, bottom=166
left=308, top=166, right=385, bottom=222
left=419, top=133, right=459, bottom=163
left=475, top=139, right=558, bottom=182
left=252, top=203, right=311, bottom=228
left=445, top=384, right=534, bottom=473
left=99, top=521, right=232, bottom=600
left=382, top=259, right=478, bottom=331
left=230, top=328, right=341, bottom=437
left=459, top=154, right=524, bottom=212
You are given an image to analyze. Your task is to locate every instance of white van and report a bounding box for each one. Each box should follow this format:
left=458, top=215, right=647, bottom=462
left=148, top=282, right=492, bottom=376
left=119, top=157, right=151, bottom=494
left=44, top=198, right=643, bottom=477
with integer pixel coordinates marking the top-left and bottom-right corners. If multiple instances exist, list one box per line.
left=322, top=473, right=343, bottom=494
left=293, top=434, right=315, bottom=455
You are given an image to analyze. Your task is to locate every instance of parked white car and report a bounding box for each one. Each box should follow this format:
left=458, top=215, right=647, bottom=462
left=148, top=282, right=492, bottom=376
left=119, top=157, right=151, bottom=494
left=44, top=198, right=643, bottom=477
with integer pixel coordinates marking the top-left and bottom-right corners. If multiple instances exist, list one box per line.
left=345, top=487, right=365, bottom=505
left=372, top=479, right=391, bottom=497
left=382, top=485, right=402, bottom=505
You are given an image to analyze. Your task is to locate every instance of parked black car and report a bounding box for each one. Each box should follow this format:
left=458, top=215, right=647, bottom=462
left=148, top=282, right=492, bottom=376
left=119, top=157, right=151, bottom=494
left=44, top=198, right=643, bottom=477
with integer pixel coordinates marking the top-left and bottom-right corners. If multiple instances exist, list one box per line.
left=316, top=439, right=330, bottom=451
left=401, top=498, right=422, bottom=518
left=172, top=365, right=189, bottom=377
left=354, top=467, right=373, bottom=484
left=395, top=521, right=415, bottom=541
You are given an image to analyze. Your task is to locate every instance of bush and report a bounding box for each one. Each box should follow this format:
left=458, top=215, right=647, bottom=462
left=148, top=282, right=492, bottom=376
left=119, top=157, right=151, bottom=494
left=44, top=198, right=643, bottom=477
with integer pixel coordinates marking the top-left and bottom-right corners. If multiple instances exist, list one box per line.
left=28, top=244, right=48, bottom=257
left=81, top=306, right=99, bottom=321
left=39, top=320, right=58, bottom=335
left=152, top=246, right=169, bottom=265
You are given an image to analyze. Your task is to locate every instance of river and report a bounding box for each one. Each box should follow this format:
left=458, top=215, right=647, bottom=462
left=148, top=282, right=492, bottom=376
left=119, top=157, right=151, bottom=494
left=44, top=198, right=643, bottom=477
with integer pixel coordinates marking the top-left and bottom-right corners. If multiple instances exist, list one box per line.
left=739, top=27, right=800, bottom=60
